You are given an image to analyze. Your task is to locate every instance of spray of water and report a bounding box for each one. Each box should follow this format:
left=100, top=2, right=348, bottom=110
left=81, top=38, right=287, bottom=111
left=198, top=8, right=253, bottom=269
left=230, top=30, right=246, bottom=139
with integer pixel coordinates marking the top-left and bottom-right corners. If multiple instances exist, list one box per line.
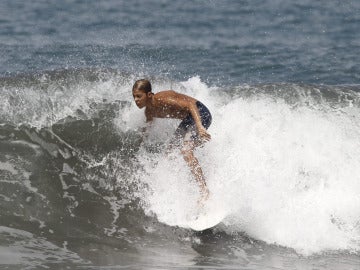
left=2, top=71, right=360, bottom=255
left=127, top=77, right=360, bottom=255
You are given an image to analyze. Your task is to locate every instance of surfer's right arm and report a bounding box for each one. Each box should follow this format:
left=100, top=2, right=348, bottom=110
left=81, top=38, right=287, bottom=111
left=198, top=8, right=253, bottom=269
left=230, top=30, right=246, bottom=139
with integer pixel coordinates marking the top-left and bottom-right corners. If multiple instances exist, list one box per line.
left=141, top=108, right=153, bottom=137
left=145, top=107, right=153, bottom=123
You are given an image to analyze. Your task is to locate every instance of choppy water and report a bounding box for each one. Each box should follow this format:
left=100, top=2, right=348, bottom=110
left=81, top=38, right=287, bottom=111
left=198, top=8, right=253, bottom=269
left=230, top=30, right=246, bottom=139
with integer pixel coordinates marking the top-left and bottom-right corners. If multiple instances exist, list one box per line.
left=1, top=1, right=360, bottom=269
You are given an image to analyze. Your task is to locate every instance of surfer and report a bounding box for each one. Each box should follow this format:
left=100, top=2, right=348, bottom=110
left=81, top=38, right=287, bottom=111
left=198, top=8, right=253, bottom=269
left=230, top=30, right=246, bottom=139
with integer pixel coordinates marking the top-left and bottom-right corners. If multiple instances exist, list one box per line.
left=132, top=79, right=212, bottom=202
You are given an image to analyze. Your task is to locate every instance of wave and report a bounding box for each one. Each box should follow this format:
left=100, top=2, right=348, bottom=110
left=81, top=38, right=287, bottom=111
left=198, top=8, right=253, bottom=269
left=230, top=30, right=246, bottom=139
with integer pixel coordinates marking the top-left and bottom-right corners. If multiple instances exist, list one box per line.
left=140, top=78, right=360, bottom=254
left=1, top=69, right=360, bottom=255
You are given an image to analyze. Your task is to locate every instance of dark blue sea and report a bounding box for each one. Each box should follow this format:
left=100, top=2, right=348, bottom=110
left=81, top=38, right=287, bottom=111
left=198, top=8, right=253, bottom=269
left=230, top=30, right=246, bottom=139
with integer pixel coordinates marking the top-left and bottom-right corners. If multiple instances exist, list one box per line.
left=1, top=1, right=360, bottom=269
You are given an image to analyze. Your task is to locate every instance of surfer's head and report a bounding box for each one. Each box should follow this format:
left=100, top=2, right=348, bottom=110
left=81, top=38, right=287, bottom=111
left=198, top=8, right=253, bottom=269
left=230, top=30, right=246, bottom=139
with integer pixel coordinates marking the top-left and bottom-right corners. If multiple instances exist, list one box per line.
left=132, top=79, right=153, bottom=109
left=132, top=79, right=152, bottom=94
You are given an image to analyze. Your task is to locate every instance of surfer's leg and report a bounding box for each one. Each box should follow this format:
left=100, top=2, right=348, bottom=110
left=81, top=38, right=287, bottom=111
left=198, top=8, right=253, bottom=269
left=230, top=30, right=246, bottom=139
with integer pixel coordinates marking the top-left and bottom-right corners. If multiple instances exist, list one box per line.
left=168, top=114, right=192, bottom=151
left=181, top=140, right=209, bottom=202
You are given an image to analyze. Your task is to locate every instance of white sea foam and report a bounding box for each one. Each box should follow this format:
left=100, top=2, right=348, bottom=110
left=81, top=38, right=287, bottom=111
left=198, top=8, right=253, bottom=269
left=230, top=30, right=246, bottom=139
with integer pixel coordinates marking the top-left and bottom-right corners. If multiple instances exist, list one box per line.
left=4, top=70, right=360, bottom=255
left=0, top=70, right=136, bottom=128
left=134, top=77, right=360, bottom=255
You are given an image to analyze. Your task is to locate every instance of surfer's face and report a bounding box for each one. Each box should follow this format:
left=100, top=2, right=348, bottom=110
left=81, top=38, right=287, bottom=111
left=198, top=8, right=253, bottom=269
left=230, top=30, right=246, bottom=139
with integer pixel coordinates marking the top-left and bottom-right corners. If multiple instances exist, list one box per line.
left=132, top=89, right=150, bottom=109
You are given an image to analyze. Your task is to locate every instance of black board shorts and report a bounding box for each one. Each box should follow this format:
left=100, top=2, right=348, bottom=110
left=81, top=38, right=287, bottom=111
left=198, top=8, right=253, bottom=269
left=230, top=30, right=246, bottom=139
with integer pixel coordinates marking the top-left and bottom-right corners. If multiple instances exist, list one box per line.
left=171, top=101, right=212, bottom=146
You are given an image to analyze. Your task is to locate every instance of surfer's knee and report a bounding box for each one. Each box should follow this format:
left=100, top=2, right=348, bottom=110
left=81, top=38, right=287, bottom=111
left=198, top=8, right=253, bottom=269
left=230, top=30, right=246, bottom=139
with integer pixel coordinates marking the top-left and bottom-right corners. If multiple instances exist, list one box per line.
left=181, top=147, right=193, bottom=162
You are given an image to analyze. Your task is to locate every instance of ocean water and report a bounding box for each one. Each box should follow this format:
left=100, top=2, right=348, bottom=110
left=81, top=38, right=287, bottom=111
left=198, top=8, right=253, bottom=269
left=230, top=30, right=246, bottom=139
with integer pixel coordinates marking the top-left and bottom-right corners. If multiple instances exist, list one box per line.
left=1, top=0, right=360, bottom=269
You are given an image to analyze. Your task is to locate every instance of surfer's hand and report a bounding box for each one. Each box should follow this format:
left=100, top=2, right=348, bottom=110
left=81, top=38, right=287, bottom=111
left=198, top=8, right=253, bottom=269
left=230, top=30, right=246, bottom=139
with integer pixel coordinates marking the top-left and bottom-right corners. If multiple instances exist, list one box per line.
left=164, top=144, right=176, bottom=160
left=198, top=127, right=211, bottom=142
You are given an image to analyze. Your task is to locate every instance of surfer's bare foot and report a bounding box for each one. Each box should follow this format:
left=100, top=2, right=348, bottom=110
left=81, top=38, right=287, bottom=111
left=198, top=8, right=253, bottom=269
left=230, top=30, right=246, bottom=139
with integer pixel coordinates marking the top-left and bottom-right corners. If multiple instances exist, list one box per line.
left=203, top=188, right=210, bottom=201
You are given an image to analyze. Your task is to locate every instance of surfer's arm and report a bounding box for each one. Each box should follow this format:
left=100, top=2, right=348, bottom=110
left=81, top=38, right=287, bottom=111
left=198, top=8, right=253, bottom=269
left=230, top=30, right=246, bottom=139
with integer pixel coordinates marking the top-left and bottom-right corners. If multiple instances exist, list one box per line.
left=157, top=93, right=211, bottom=141
left=141, top=109, right=153, bottom=138
left=145, top=107, right=153, bottom=123
left=188, top=102, right=211, bottom=141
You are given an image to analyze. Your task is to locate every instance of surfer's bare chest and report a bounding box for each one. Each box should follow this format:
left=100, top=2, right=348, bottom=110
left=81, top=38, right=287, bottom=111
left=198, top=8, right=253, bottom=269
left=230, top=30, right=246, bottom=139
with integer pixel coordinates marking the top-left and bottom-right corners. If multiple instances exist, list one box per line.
left=145, top=105, right=189, bottom=119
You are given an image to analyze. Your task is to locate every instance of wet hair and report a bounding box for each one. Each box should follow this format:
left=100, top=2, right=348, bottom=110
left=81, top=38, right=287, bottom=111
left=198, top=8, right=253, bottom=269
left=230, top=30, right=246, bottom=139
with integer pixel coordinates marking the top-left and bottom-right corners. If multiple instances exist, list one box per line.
left=132, top=79, right=152, bottom=93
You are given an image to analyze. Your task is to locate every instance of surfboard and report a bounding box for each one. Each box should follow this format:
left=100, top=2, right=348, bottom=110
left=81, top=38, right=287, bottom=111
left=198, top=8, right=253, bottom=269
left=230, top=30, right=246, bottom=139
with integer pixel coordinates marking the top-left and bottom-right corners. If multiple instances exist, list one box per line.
left=186, top=209, right=226, bottom=231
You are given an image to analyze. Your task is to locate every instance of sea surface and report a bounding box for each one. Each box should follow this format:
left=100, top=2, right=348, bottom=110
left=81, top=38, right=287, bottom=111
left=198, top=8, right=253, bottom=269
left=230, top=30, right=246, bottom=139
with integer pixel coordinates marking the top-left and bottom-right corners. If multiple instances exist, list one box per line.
left=1, top=1, right=360, bottom=269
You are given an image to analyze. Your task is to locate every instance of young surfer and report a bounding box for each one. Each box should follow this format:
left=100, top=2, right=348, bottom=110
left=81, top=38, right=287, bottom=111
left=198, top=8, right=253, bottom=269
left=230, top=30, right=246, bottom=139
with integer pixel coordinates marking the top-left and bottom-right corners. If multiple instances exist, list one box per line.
left=132, top=79, right=212, bottom=202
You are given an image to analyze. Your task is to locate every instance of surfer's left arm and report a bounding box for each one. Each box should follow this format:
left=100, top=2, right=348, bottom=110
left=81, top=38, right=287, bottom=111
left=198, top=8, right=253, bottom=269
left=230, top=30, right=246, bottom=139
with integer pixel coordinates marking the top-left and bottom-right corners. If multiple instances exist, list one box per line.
left=187, top=102, right=211, bottom=142
left=159, top=92, right=211, bottom=141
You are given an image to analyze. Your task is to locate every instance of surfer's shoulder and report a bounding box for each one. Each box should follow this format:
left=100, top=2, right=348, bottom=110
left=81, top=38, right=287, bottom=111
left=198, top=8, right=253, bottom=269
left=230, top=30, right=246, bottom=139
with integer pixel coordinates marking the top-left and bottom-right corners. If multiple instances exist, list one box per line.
left=153, top=90, right=176, bottom=98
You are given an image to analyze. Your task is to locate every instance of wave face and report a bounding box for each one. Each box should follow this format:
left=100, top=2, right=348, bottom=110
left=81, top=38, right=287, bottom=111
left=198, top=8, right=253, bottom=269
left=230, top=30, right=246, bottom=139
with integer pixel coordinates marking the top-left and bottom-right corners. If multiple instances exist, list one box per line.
left=1, top=69, right=360, bottom=268
left=140, top=78, right=360, bottom=254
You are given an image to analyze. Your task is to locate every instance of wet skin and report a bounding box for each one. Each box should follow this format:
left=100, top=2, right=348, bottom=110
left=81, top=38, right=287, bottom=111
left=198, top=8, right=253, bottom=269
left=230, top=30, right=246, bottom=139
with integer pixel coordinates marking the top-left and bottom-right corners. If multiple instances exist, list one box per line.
left=132, top=89, right=211, bottom=141
left=132, top=88, right=211, bottom=201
